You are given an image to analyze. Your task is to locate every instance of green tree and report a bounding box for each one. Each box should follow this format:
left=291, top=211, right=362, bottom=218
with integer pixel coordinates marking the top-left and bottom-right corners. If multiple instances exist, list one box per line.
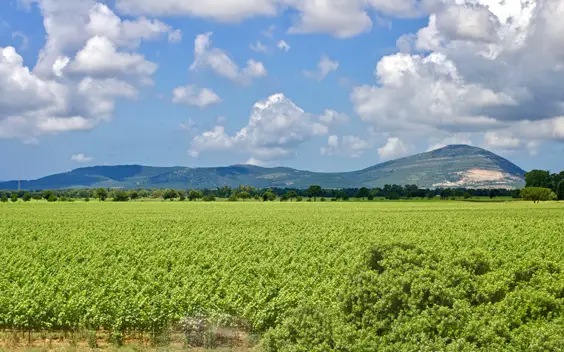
left=113, top=190, right=130, bottom=202
left=95, top=188, right=108, bottom=201
left=163, top=189, right=179, bottom=201
left=306, top=185, right=322, bottom=201
left=188, top=190, right=203, bottom=201
left=356, top=187, right=370, bottom=200
left=386, top=192, right=400, bottom=200
left=488, top=189, right=498, bottom=199
left=129, top=191, right=139, bottom=200
left=525, top=170, right=551, bottom=188
left=1, top=195, right=7, bottom=203
left=228, top=194, right=238, bottom=202
left=11, top=193, right=18, bottom=202
left=286, top=190, right=298, bottom=202
left=22, top=192, right=32, bottom=202
left=511, top=189, right=521, bottom=199
left=557, top=181, right=564, bottom=201
left=238, top=192, right=250, bottom=201
left=203, top=195, right=216, bottom=202
left=262, top=190, right=276, bottom=202
left=520, top=187, right=555, bottom=203
left=463, top=192, right=472, bottom=199
left=440, top=189, right=452, bottom=199
left=335, top=190, right=349, bottom=201
left=42, top=190, right=54, bottom=200
left=151, top=189, right=164, bottom=199
left=47, top=194, right=57, bottom=202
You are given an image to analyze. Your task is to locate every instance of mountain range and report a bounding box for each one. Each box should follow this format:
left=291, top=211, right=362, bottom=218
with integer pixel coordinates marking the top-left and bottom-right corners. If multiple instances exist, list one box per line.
left=0, top=145, right=526, bottom=190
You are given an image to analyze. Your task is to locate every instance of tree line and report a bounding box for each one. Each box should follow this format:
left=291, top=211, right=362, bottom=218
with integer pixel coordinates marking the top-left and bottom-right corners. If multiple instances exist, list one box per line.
left=2, top=170, right=563, bottom=203
left=0, top=184, right=522, bottom=203
left=522, top=170, right=564, bottom=202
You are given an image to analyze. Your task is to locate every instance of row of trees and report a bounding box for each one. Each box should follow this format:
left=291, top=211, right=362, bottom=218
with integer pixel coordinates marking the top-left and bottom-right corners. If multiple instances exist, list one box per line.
left=3, top=171, right=564, bottom=203
left=525, top=170, right=564, bottom=201
left=1, top=184, right=522, bottom=203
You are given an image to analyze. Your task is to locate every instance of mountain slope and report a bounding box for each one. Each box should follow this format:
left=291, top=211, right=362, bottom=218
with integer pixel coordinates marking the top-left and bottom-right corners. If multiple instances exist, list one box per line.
left=1, top=145, right=526, bottom=190
left=350, top=145, right=526, bottom=189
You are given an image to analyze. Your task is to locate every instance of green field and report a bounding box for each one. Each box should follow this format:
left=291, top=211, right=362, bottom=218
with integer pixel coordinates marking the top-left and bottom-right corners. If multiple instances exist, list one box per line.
left=1, top=201, right=563, bottom=351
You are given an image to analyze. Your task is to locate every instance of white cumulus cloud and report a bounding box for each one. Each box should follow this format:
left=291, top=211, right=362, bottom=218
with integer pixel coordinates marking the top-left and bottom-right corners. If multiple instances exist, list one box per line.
left=0, top=0, right=176, bottom=142
left=277, top=40, right=290, bottom=52
left=377, top=137, right=409, bottom=160
left=190, top=32, right=268, bottom=84
left=71, top=153, right=94, bottom=162
left=172, top=85, right=221, bottom=109
left=250, top=41, right=269, bottom=53
left=189, top=93, right=329, bottom=161
left=321, top=135, right=371, bottom=158
left=303, top=55, right=339, bottom=81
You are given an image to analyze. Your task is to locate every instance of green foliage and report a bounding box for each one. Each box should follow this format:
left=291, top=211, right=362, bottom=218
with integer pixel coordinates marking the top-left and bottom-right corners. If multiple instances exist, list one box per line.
left=87, top=330, right=98, bottom=348
left=262, top=190, right=276, bottom=202
left=520, top=187, right=555, bottom=203
left=386, top=192, right=400, bottom=200
left=42, top=190, right=54, bottom=200
left=1, top=202, right=563, bottom=350
left=525, top=170, right=552, bottom=188
left=151, top=189, right=164, bottom=199
left=285, top=190, right=298, bottom=201
left=557, top=181, right=564, bottom=201
left=0, top=195, right=7, bottom=203
left=306, top=185, right=322, bottom=200
left=47, top=194, right=57, bottom=202
left=264, top=243, right=564, bottom=350
left=228, top=194, right=238, bottom=202
left=95, top=188, right=108, bottom=201
left=22, top=192, right=32, bottom=202
left=188, top=190, right=203, bottom=201
left=10, top=193, right=18, bottom=202
left=237, top=191, right=250, bottom=201
left=129, top=191, right=139, bottom=200
left=163, top=189, right=179, bottom=200
left=203, top=195, right=216, bottom=202
left=356, top=187, right=370, bottom=199
left=112, top=190, right=130, bottom=202
left=511, top=189, right=522, bottom=199
left=335, top=190, right=348, bottom=201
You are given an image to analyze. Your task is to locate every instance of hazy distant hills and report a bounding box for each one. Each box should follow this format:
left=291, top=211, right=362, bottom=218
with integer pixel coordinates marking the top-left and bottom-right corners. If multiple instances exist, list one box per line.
left=1, top=145, right=526, bottom=190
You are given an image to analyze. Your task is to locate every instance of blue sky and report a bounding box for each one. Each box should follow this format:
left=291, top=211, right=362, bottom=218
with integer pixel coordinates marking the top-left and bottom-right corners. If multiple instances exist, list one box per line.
left=1, top=0, right=563, bottom=181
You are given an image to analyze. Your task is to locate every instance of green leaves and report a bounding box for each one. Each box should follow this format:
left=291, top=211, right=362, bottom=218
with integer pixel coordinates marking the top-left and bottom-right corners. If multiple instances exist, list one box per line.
left=0, top=201, right=563, bottom=350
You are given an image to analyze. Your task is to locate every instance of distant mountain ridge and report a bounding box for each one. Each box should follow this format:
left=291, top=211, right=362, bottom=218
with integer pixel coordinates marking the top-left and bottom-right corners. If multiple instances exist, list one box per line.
left=0, top=145, right=526, bottom=190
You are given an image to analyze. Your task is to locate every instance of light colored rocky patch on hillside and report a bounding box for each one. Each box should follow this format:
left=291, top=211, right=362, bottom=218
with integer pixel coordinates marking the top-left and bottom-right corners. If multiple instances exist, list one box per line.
left=433, top=169, right=523, bottom=189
